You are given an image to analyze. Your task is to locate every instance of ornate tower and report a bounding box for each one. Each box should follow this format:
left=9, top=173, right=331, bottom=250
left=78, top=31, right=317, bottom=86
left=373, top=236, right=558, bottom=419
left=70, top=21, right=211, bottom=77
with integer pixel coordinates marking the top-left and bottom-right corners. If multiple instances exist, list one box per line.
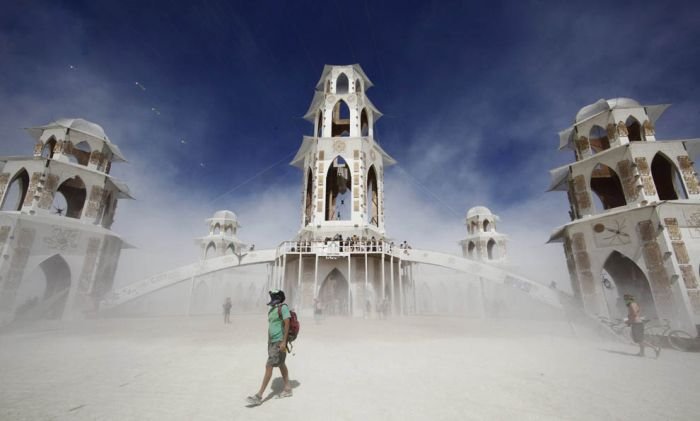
left=197, top=210, right=246, bottom=260
left=548, top=98, right=700, bottom=333
left=0, top=118, right=132, bottom=323
left=459, top=206, right=507, bottom=263
left=291, top=64, right=395, bottom=240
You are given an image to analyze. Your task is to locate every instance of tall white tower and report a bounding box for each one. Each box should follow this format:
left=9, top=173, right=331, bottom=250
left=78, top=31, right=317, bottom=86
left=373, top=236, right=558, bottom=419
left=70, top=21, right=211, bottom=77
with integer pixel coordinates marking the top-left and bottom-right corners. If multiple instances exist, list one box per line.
left=291, top=64, right=396, bottom=240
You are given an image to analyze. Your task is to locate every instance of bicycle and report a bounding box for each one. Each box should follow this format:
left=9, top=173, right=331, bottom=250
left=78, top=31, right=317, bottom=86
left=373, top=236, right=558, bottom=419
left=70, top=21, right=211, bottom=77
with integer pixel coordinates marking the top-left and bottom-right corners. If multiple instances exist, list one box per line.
left=643, top=319, right=695, bottom=351
left=597, top=316, right=631, bottom=342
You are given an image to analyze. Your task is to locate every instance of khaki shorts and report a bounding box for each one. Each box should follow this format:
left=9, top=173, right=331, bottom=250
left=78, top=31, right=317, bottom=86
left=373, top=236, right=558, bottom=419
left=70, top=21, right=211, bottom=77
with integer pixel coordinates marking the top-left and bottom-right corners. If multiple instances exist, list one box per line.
left=267, top=341, right=286, bottom=367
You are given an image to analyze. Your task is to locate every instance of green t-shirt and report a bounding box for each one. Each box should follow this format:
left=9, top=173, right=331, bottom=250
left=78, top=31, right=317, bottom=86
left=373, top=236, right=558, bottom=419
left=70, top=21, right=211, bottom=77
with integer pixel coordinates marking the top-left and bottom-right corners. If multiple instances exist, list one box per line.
left=268, top=304, right=291, bottom=343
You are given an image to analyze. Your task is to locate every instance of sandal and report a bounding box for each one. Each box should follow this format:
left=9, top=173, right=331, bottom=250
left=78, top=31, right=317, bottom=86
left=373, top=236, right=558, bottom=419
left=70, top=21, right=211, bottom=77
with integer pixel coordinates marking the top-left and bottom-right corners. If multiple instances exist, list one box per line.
left=246, top=394, right=262, bottom=406
left=277, top=389, right=293, bottom=399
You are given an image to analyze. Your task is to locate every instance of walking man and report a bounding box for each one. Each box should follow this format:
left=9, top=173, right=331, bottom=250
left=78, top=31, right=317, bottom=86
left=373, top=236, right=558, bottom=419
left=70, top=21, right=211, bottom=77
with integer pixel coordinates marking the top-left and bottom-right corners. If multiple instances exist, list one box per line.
left=625, top=294, right=660, bottom=358
left=246, top=289, right=293, bottom=405
left=223, top=297, right=232, bottom=324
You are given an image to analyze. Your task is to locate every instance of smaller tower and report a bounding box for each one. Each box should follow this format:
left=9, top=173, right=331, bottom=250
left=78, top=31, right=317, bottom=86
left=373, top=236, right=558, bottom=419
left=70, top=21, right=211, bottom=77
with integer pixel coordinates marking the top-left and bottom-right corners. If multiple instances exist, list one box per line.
left=459, top=206, right=507, bottom=263
left=197, top=210, right=246, bottom=260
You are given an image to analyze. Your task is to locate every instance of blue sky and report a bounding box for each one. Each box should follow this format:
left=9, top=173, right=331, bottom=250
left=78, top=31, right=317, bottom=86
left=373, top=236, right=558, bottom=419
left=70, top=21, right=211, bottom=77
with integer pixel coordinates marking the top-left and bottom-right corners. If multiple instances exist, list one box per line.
left=1, top=0, right=699, bottom=285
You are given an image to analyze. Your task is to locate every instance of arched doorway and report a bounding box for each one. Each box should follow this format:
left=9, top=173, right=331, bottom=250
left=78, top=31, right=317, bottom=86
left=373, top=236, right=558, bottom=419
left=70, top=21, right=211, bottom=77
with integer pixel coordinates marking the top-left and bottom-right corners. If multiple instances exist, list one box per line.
left=487, top=238, right=496, bottom=260
left=14, top=254, right=72, bottom=320
left=318, top=268, right=349, bottom=316
left=602, top=251, right=657, bottom=319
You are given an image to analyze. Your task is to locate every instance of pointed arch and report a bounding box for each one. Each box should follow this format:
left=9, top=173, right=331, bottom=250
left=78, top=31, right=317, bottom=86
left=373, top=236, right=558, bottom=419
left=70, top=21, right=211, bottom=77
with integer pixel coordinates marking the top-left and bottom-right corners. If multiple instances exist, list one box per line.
left=14, top=254, right=71, bottom=320
left=355, top=78, right=362, bottom=93
left=589, top=125, right=610, bottom=154
left=331, top=100, right=351, bottom=137
left=205, top=241, right=217, bottom=259
left=42, top=137, right=57, bottom=159
left=360, top=108, right=369, bottom=137
left=366, top=165, right=379, bottom=226
left=54, top=176, right=86, bottom=218
left=483, top=219, right=491, bottom=232
left=590, top=163, right=626, bottom=210
left=487, top=238, right=496, bottom=260
left=325, top=156, right=352, bottom=221
left=318, top=268, right=349, bottom=316
left=225, top=244, right=235, bottom=255
left=602, top=250, right=657, bottom=319
left=72, top=141, right=92, bottom=166
left=335, top=73, right=349, bottom=94
left=316, top=111, right=323, bottom=137
left=213, top=223, right=221, bottom=235
left=626, top=116, right=642, bottom=141
left=304, top=168, right=313, bottom=225
left=468, top=241, right=476, bottom=258
left=1, top=168, right=30, bottom=211
left=651, top=153, right=687, bottom=200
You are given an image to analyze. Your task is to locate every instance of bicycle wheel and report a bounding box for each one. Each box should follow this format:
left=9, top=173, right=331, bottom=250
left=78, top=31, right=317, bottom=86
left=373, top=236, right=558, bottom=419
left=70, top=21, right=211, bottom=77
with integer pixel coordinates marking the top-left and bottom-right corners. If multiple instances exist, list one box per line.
left=668, top=330, right=693, bottom=351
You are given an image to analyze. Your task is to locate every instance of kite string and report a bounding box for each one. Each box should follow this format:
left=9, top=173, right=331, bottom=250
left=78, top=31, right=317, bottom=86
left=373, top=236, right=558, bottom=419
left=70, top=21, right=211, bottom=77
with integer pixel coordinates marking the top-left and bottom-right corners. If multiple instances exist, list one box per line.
left=208, top=150, right=296, bottom=204
left=394, top=164, right=462, bottom=219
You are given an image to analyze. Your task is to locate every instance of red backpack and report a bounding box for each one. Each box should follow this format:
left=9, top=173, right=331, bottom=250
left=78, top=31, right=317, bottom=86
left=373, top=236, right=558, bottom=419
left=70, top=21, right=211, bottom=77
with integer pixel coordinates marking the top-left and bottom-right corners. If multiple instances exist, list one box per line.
left=278, top=304, right=300, bottom=343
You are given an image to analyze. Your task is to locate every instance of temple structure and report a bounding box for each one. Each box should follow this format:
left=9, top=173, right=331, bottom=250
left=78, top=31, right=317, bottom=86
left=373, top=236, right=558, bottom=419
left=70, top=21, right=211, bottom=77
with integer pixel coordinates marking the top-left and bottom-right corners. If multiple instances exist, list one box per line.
left=460, top=206, right=507, bottom=263
left=548, top=98, right=700, bottom=334
left=0, top=119, right=132, bottom=323
left=275, top=64, right=413, bottom=317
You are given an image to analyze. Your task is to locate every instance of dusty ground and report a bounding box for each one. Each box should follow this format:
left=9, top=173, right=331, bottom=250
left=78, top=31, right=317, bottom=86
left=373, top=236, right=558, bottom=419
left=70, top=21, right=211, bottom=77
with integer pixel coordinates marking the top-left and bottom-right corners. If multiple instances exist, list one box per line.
left=0, top=314, right=698, bottom=421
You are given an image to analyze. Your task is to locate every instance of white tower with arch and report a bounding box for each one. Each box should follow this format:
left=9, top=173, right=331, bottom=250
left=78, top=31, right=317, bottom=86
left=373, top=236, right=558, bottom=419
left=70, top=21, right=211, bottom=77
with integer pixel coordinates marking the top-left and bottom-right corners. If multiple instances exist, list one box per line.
left=292, top=64, right=395, bottom=240
left=460, top=206, right=507, bottom=263
left=0, top=118, right=132, bottom=324
left=549, top=98, right=700, bottom=334
left=197, top=210, right=246, bottom=260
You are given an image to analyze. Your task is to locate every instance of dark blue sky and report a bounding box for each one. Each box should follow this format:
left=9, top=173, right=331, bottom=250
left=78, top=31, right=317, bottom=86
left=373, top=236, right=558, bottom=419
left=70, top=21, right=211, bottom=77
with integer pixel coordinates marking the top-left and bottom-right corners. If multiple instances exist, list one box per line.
left=1, top=0, right=699, bottom=254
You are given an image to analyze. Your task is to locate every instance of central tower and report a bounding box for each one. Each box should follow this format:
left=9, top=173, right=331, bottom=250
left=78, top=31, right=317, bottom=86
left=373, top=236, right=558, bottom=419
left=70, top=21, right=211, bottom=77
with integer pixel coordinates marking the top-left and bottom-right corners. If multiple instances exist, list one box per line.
left=291, top=64, right=395, bottom=240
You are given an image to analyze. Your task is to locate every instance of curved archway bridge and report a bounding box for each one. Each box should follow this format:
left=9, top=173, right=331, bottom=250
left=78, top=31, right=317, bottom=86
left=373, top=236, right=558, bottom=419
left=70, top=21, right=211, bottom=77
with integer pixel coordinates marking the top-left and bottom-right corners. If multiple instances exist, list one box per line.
left=100, top=241, right=561, bottom=311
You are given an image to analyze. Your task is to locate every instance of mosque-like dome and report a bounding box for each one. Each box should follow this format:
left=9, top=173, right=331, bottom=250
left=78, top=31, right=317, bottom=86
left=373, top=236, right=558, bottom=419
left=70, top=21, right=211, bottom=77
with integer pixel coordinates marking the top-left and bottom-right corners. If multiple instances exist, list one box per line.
left=211, top=210, right=238, bottom=221
left=575, top=98, right=641, bottom=123
left=466, top=206, right=493, bottom=219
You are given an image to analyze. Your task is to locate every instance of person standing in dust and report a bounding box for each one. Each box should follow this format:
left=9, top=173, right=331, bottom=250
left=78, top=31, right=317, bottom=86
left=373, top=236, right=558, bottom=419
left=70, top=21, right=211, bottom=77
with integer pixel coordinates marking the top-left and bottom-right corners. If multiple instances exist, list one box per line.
left=246, top=289, right=293, bottom=406
left=223, top=297, right=232, bottom=324
left=625, top=294, right=660, bottom=358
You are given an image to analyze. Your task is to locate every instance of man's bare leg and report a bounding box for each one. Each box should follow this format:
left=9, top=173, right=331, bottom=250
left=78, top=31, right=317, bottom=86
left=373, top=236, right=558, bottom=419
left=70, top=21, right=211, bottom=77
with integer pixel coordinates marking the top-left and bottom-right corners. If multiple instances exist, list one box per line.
left=256, top=365, right=274, bottom=397
left=279, top=363, right=291, bottom=393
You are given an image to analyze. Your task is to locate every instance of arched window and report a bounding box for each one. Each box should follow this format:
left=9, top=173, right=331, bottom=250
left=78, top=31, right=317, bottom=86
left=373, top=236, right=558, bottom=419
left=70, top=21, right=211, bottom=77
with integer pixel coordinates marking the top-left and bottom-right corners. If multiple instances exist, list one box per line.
left=225, top=225, right=233, bottom=235
left=205, top=242, right=216, bottom=259
left=72, top=141, right=92, bottom=166
left=53, top=176, right=86, bottom=218
left=471, top=221, right=478, bottom=233
left=225, top=244, right=235, bottom=255
left=336, top=73, right=349, bottom=94
left=331, top=100, right=351, bottom=137
left=590, top=163, right=626, bottom=210
left=1, top=169, right=29, bottom=211
left=304, top=169, right=313, bottom=225
left=366, top=166, right=379, bottom=226
left=360, top=108, right=369, bottom=137
left=651, top=153, right=688, bottom=200
left=325, top=156, right=352, bottom=221
left=468, top=241, right=475, bottom=258
left=42, top=138, right=57, bottom=159
left=213, top=223, right=221, bottom=235
left=589, top=125, right=610, bottom=154
left=355, top=79, right=362, bottom=93
left=626, top=116, right=642, bottom=142
left=483, top=220, right=491, bottom=232
left=316, top=111, right=323, bottom=137
left=487, top=239, right=496, bottom=260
